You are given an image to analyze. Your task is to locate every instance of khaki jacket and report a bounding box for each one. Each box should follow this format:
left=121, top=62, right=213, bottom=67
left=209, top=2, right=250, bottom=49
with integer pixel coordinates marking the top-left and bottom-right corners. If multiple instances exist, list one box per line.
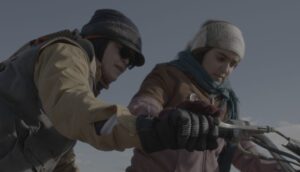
left=35, top=42, right=141, bottom=151
left=126, top=63, right=281, bottom=172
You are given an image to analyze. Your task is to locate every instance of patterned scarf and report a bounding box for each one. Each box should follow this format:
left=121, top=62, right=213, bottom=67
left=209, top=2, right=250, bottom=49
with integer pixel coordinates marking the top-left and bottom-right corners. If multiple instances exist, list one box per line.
left=169, top=50, right=239, bottom=119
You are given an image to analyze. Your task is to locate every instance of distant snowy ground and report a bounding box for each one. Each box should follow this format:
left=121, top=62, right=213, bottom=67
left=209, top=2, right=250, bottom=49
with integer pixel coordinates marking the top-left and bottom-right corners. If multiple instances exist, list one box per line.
left=75, top=124, right=300, bottom=172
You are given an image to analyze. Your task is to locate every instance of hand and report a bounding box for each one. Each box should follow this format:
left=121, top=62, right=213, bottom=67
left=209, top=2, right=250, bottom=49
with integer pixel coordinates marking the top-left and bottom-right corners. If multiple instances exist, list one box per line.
left=159, top=108, right=219, bottom=151
left=136, top=108, right=219, bottom=153
left=177, top=100, right=221, bottom=150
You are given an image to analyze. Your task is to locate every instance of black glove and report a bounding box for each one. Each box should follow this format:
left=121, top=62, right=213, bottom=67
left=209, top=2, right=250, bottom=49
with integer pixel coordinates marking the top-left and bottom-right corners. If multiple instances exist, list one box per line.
left=136, top=108, right=218, bottom=153
left=176, top=100, right=221, bottom=150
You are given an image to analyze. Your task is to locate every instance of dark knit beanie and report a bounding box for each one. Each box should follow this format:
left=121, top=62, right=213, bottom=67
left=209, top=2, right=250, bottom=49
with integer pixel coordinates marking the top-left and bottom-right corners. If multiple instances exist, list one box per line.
left=81, top=9, right=144, bottom=67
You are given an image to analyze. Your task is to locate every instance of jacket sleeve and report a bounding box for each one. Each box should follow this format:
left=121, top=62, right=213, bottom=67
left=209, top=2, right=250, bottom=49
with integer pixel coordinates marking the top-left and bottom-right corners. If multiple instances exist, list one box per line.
left=34, top=42, right=141, bottom=151
left=232, top=141, right=282, bottom=172
left=128, top=65, right=171, bottom=117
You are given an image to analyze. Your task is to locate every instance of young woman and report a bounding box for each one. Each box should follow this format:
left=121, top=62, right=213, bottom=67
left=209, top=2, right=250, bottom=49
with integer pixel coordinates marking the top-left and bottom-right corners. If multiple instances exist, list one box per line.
left=126, top=20, right=281, bottom=172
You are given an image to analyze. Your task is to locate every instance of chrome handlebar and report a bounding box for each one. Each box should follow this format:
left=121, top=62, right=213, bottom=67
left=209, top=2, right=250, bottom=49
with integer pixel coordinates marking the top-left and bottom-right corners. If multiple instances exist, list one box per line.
left=216, top=119, right=300, bottom=171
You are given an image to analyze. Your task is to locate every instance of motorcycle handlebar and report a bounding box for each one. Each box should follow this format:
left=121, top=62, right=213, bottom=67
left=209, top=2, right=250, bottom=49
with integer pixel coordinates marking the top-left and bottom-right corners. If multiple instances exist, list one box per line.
left=216, top=119, right=300, bottom=171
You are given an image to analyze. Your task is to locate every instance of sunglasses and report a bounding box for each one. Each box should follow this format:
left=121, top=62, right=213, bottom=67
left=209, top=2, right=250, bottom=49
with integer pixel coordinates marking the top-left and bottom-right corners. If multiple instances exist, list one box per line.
left=119, top=47, right=137, bottom=68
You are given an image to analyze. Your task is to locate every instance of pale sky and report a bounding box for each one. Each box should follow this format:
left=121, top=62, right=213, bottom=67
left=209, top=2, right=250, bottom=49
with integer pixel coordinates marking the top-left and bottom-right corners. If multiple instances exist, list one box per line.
left=1, top=1, right=299, bottom=171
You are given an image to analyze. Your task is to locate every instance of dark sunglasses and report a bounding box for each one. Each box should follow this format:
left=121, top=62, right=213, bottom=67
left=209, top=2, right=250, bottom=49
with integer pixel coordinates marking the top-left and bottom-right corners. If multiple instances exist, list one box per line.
left=119, top=47, right=137, bottom=68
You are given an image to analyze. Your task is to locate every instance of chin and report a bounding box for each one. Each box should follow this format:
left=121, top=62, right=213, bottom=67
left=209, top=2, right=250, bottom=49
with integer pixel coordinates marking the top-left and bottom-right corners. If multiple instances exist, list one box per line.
left=108, top=77, right=117, bottom=84
left=213, top=78, right=223, bottom=84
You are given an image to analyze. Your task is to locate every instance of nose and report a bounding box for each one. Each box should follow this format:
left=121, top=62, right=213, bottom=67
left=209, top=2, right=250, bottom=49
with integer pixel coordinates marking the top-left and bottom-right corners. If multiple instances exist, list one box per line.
left=220, top=63, right=231, bottom=75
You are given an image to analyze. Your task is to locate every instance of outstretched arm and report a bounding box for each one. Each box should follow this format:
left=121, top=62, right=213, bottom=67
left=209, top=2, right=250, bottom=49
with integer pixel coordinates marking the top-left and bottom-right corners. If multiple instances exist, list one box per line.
left=35, top=42, right=141, bottom=151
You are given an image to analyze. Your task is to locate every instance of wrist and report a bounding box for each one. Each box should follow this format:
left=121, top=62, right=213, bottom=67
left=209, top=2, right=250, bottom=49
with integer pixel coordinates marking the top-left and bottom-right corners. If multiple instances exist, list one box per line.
left=136, top=115, right=165, bottom=153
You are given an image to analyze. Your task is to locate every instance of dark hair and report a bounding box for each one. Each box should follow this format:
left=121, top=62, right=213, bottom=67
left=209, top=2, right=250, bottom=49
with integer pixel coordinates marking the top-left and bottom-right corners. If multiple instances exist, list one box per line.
left=89, top=38, right=109, bottom=61
left=191, top=47, right=212, bottom=64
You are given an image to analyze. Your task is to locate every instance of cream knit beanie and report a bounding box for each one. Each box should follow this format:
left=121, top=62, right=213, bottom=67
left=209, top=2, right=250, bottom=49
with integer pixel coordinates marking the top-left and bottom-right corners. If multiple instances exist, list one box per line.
left=188, top=20, right=245, bottom=59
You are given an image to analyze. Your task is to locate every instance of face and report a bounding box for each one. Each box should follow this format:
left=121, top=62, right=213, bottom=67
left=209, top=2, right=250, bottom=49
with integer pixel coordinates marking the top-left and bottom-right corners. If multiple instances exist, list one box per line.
left=201, top=48, right=240, bottom=83
left=100, top=41, right=133, bottom=85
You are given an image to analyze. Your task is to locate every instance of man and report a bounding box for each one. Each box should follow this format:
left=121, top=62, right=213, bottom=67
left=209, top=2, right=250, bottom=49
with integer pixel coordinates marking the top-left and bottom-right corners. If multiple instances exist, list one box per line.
left=0, top=9, right=218, bottom=172
left=126, top=20, right=281, bottom=172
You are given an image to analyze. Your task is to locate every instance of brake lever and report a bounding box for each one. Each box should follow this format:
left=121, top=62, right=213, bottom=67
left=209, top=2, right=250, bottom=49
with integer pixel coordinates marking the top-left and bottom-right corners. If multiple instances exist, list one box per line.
left=216, top=119, right=275, bottom=142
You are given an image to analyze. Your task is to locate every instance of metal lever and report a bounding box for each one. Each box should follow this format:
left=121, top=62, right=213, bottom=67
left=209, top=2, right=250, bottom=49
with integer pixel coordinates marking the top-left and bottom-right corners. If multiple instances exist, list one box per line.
left=217, top=119, right=275, bottom=142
